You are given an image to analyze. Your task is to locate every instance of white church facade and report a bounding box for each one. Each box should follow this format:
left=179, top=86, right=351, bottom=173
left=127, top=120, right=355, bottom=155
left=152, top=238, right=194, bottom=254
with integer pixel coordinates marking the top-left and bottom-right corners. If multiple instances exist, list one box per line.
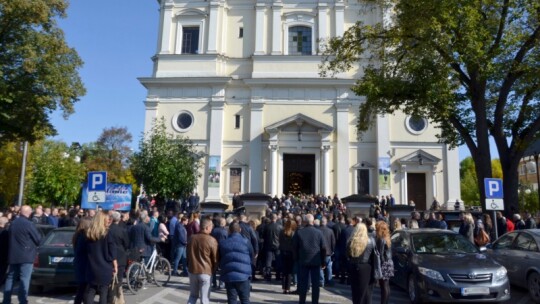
left=140, top=0, right=461, bottom=210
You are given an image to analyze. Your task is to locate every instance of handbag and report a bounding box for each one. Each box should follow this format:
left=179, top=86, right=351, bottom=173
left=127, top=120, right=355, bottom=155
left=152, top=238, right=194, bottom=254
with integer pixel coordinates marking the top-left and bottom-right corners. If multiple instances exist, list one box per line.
left=109, top=274, right=125, bottom=304
left=371, top=238, right=383, bottom=281
left=474, top=228, right=490, bottom=246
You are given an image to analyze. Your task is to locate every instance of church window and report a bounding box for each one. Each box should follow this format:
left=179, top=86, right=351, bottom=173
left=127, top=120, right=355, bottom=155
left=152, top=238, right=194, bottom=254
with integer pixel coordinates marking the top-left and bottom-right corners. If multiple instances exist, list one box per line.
left=229, top=168, right=242, bottom=194
left=172, top=111, right=194, bottom=132
left=182, top=27, right=199, bottom=54
left=357, top=169, right=370, bottom=195
left=239, top=27, right=244, bottom=38
left=405, top=115, right=428, bottom=134
left=235, top=115, right=240, bottom=129
left=288, top=26, right=312, bottom=55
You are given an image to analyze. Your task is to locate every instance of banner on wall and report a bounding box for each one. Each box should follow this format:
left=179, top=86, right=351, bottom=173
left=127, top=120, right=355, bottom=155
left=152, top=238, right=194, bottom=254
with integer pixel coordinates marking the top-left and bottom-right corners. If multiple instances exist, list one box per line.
left=82, top=183, right=132, bottom=211
left=378, top=157, right=391, bottom=190
left=208, top=156, right=221, bottom=188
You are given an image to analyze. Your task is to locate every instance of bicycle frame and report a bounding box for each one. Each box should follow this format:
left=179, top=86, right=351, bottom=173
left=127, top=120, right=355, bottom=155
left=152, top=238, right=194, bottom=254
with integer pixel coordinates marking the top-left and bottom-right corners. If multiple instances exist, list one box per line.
left=142, top=246, right=158, bottom=274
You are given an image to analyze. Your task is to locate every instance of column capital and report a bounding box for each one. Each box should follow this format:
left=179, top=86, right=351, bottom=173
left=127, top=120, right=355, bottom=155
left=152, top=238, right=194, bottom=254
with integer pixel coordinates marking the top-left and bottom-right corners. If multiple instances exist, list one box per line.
left=400, top=164, right=407, bottom=172
left=321, top=144, right=331, bottom=151
left=334, top=102, right=350, bottom=111
left=269, top=144, right=279, bottom=152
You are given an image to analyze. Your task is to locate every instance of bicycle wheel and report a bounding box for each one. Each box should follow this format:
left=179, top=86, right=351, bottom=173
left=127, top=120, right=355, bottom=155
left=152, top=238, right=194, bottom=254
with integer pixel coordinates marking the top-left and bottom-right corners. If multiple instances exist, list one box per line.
left=126, top=262, right=145, bottom=294
left=152, top=257, right=171, bottom=287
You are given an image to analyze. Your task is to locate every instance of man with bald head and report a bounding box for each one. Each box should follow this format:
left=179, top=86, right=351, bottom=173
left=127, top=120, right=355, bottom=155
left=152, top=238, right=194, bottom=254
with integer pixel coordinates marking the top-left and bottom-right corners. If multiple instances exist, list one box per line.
left=293, top=213, right=326, bottom=304
left=2, top=205, right=41, bottom=304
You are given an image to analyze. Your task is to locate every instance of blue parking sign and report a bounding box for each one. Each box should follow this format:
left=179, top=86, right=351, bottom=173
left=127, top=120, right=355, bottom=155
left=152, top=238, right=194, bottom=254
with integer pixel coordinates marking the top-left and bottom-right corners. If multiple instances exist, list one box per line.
left=484, top=178, right=503, bottom=199
left=88, top=171, right=107, bottom=191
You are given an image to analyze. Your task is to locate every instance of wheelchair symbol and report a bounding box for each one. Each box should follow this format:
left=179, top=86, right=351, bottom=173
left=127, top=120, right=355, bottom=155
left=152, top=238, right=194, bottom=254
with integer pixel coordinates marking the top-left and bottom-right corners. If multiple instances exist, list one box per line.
left=92, top=192, right=100, bottom=202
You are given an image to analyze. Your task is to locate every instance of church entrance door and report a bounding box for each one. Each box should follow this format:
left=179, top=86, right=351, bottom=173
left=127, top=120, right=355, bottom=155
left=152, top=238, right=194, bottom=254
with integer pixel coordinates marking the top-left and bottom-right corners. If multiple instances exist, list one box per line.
left=283, top=154, right=315, bottom=195
left=407, top=173, right=427, bottom=210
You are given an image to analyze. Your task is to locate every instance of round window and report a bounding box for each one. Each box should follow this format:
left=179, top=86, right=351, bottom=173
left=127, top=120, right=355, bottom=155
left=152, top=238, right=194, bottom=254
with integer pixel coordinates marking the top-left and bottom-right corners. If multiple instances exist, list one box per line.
left=406, top=116, right=428, bottom=134
left=172, top=111, right=194, bottom=132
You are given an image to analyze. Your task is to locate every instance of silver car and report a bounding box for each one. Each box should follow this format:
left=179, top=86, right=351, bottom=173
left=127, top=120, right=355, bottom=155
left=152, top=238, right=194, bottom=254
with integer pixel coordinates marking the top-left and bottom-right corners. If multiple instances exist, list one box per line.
left=486, top=229, right=540, bottom=302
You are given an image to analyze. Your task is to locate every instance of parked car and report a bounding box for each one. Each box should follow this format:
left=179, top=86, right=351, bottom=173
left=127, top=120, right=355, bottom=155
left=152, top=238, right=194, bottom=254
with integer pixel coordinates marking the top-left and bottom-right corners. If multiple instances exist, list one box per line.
left=35, top=224, right=56, bottom=241
left=31, top=227, right=76, bottom=292
left=486, top=229, right=540, bottom=302
left=391, top=229, right=510, bottom=303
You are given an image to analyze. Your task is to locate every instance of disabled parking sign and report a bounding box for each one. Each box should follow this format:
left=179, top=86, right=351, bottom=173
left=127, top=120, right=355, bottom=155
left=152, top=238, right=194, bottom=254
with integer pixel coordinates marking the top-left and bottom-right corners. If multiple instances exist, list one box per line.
left=484, top=178, right=504, bottom=211
left=87, top=171, right=107, bottom=203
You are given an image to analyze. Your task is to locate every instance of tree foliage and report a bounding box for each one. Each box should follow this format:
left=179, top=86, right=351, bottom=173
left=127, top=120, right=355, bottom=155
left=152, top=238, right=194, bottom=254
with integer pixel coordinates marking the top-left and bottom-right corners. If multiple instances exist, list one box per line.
left=26, top=140, right=86, bottom=207
left=0, top=142, right=24, bottom=208
left=460, top=157, right=503, bottom=206
left=321, top=0, right=540, bottom=214
left=130, top=118, right=202, bottom=200
left=0, top=0, right=85, bottom=143
left=81, top=127, right=134, bottom=184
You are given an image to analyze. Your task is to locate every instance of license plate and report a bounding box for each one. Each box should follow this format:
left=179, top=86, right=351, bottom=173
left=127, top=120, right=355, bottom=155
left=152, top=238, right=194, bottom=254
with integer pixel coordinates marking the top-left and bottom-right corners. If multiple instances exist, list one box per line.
left=461, top=287, right=490, bottom=296
left=51, top=256, right=74, bottom=264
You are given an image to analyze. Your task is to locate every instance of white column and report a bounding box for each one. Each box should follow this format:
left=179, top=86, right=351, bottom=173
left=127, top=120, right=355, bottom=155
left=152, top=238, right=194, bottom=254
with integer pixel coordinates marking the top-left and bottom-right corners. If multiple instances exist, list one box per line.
left=400, top=165, right=407, bottom=205
left=249, top=103, right=264, bottom=192
left=335, top=103, right=350, bottom=197
left=318, top=4, right=328, bottom=54
left=143, top=98, right=159, bottom=139
left=271, top=3, right=283, bottom=55
left=335, top=2, right=345, bottom=37
left=432, top=166, right=438, bottom=198
left=376, top=114, right=391, bottom=197
left=206, top=88, right=225, bottom=201
left=444, top=144, right=461, bottom=202
left=322, top=144, right=331, bottom=196
left=159, top=1, right=174, bottom=54
left=255, top=4, right=266, bottom=55
left=207, top=2, right=220, bottom=54
left=269, top=144, right=279, bottom=196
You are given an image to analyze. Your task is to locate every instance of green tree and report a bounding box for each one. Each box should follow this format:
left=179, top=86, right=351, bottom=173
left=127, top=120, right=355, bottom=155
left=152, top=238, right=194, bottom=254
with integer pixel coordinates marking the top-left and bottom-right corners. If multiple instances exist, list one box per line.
left=81, top=127, right=134, bottom=184
left=0, top=0, right=85, bottom=143
left=461, top=157, right=480, bottom=206
left=26, top=140, right=85, bottom=207
left=0, top=142, right=24, bottom=207
left=321, top=0, right=540, bottom=214
left=130, top=118, right=202, bottom=203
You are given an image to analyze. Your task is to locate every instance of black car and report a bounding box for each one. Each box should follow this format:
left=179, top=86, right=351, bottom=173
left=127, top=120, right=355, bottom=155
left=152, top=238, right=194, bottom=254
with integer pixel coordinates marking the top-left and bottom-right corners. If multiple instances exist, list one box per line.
left=31, top=227, right=76, bottom=291
left=391, top=229, right=510, bottom=303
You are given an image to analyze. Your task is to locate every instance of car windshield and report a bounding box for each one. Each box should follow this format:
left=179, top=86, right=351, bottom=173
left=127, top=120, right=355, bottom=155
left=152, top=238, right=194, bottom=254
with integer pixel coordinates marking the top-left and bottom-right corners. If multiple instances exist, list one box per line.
left=43, top=231, right=73, bottom=247
left=411, top=233, right=478, bottom=254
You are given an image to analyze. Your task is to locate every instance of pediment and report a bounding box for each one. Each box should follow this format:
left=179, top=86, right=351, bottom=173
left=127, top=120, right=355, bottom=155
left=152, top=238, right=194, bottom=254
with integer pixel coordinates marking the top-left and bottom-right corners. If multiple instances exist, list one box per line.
left=265, top=113, right=333, bottom=134
left=398, top=150, right=440, bottom=165
left=176, top=8, right=207, bottom=17
left=352, top=161, right=376, bottom=169
left=225, top=159, right=247, bottom=167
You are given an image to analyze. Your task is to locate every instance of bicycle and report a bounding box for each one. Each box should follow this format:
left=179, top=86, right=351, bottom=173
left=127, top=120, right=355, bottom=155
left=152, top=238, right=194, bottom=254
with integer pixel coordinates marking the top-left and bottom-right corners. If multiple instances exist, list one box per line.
left=126, top=246, right=171, bottom=294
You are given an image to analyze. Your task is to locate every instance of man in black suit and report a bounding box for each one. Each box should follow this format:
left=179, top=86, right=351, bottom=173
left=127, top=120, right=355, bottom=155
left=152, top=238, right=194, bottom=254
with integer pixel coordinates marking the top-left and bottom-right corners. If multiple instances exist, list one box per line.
left=108, top=211, right=130, bottom=279
left=0, top=216, right=9, bottom=285
left=129, top=213, right=161, bottom=262
left=2, top=205, right=41, bottom=304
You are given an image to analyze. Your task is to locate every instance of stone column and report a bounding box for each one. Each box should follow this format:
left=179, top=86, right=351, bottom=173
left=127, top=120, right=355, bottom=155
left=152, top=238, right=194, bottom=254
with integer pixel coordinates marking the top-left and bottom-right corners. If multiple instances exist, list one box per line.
left=159, top=0, right=174, bottom=54
left=271, top=2, right=282, bottom=55
left=207, top=1, right=220, bottom=54
left=335, top=103, right=350, bottom=197
left=249, top=103, right=264, bottom=192
left=322, top=144, right=331, bottom=196
left=376, top=114, right=391, bottom=197
left=400, top=165, right=407, bottom=205
left=269, top=144, right=279, bottom=196
left=143, top=98, right=159, bottom=139
left=255, top=4, right=266, bottom=55
left=432, top=166, right=438, bottom=198
left=335, top=1, right=345, bottom=37
left=206, top=88, right=225, bottom=201
left=317, top=4, right=328, bottom=54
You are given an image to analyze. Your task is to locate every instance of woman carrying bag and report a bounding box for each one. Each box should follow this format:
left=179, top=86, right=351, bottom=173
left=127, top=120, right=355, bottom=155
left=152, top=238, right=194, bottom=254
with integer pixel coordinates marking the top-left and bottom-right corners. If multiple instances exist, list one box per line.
left=83, top=211, right=117, bottom=304
left=346, top=223, right=377, bottom=304
left=375, top=221, right=394, bottom=304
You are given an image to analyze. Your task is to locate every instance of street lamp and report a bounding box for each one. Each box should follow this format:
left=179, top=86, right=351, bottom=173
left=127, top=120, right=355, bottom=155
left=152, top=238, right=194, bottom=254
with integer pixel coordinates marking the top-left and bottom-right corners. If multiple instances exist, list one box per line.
left=525, top=151, right=539, bottom=211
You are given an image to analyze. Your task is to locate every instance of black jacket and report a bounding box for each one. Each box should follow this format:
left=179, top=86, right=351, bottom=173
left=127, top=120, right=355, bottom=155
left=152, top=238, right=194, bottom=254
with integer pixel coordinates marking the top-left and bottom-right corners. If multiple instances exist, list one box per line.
left=108, top=223, right=130, bottom=266
left=319, top=225, right=336, bottom=256
left=263, top=221, right=282, bottom=251
left=7, top=215, right=41, bottom=264
left=129, top=222, right=161, bottom=257
left=239, top=221, right=259, bottom=254
left=347, top=236, right=376, bottom=264
left=293, top=225, right=326, bottom=267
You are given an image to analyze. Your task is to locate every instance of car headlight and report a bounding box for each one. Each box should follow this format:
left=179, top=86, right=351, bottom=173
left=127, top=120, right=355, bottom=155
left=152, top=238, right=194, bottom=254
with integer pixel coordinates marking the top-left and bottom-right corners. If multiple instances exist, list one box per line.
left=418, top=267, right=445, bottom=281
left=494, top=267, right=507, bottom=281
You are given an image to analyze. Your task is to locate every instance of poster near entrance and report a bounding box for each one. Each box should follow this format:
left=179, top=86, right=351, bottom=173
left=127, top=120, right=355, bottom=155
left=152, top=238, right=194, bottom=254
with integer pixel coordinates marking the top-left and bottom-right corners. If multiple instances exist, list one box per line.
left=378, top=157, right=391, bottom=190
left=208, top=156, right=221, bottom=188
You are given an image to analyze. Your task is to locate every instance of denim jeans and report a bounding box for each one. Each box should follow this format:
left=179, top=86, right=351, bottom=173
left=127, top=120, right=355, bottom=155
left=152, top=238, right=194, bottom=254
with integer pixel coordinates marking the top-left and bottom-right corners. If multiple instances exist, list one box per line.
left=188, top=273, right=211, bottom=304
left=319, top=256, right=333, bottom=286
left=298, top=264, right=321, bottom=304
left=225, top=280, right=251, bottom=304
left=172, top=245, right=187, bottom=275
left=2, top=263, right=33, bottom=304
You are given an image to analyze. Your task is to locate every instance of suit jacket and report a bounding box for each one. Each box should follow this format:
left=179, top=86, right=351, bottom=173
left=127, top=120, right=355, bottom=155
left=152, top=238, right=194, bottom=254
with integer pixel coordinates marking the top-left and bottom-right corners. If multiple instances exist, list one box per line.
left=108, top=223, right=130, bottom=266
left=8, top=215, right=41, bottom=264
left=129, top=222, right=160, bottom=257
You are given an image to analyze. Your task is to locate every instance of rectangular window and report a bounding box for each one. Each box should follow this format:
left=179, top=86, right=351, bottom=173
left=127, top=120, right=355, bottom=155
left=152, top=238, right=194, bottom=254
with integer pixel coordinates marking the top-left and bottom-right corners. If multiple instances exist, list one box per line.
left=288, top=26, right=312, bottom=55
left=229, top=168, right=242, bottom=194
left=357, top=169, right=370, bottom=195
left=519, top=164, right=526, bottom=175
left=235, top=115, right=240, bottom=129
left=239, top=27, right=244, bottom=38
left=182, top=26, right=200, bottom=54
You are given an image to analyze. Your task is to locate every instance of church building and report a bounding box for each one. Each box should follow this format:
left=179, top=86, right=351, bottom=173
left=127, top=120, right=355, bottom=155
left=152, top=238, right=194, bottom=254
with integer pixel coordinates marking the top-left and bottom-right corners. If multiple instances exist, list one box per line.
left=140, top=0, right=461, bottom=210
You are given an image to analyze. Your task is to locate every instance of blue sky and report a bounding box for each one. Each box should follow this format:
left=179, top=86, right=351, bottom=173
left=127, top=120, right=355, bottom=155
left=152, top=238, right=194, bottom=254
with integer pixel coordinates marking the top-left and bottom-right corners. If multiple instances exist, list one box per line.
left=50, top=1, right=484, bottom=160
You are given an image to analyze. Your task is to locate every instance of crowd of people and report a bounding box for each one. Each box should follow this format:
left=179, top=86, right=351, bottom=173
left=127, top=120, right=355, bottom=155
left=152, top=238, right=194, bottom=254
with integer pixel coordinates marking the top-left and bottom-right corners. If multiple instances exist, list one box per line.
left=1, top=193, right=539, bottom=304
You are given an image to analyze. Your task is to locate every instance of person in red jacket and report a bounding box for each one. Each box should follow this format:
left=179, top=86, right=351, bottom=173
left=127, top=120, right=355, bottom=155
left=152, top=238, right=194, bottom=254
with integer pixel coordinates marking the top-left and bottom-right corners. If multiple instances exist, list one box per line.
left=506, top=217, right=515, bottom=232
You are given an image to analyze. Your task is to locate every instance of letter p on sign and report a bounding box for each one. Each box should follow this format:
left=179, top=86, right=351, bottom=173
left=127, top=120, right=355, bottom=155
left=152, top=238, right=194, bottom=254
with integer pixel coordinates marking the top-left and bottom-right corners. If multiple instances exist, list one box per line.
left=88, top=171, right=107, bottom=192
left=484, top=178, right=503, bottom=199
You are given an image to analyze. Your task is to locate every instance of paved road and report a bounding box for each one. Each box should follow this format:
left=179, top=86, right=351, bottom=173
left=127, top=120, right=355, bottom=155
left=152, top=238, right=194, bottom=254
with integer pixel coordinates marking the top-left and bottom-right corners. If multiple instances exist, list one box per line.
left=1, top=275, right=532, bottom=303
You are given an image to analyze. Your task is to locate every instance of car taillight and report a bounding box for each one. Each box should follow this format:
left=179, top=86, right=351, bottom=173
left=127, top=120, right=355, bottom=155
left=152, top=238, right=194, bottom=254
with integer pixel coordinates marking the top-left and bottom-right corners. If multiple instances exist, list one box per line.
left=33, top=255, right=39, bottom=267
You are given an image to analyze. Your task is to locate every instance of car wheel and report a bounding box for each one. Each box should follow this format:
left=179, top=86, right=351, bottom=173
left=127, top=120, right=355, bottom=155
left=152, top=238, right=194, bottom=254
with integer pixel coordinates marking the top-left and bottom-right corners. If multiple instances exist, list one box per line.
left=528, top=271, right=540, bottom=303
left=408, top=274, right=422, bottom=304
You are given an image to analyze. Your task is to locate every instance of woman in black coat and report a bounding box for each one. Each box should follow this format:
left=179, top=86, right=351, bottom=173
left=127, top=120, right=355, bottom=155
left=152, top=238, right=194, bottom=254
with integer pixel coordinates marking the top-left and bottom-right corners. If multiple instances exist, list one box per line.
left=72, top=217, right=92, bottom=304
left=83, top=211, right=117, bottom=304
left=347, top=223, right=376, bottom=304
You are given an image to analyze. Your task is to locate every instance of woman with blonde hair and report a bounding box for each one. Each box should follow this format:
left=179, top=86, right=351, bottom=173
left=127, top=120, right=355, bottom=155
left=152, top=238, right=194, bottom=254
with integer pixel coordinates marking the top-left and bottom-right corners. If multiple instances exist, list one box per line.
left=83, top=211, right=117, bottom=304
left=459, top=212, right=475, bottom=244
left=347, top=223, right=376, bottom=304
left=375, top=221, right=394, bottom=304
